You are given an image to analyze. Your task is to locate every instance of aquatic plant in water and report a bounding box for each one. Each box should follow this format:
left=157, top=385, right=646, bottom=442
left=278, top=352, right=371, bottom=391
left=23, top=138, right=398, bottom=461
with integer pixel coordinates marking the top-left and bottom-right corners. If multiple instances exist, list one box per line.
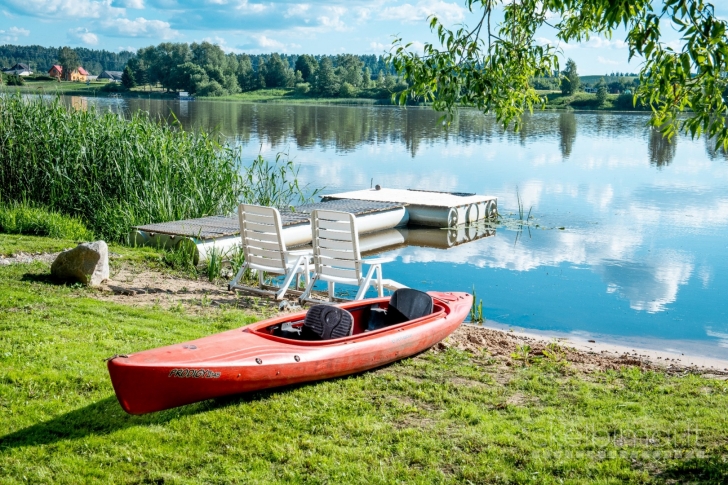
left=469, top=286, right=485, bottom=323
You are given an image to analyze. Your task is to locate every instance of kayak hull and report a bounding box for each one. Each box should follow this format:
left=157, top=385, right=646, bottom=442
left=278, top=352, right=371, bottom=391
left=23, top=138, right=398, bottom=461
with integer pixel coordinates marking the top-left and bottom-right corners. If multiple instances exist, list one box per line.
left=107, top=291, right=471, bottom=414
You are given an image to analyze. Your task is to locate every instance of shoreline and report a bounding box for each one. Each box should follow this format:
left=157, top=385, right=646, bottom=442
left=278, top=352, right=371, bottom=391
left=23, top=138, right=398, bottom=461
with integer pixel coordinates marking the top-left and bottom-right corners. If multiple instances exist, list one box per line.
left=468, top=321, right=728, bottom=373
left=2, top=85, right=651, bottom=112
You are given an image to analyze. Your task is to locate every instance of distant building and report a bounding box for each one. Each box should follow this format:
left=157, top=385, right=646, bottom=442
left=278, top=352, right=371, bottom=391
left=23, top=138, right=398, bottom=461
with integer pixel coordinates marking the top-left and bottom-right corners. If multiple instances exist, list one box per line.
left=70, top=67, right=89, bottom=82
left=98, top=70, right=123, bottom=82
left=49, top=65, right=63, bottom=79
left=48, top=65, right=90, bottom=81
left=584, top=87, right=598, bottom=94
left=4, top=63, right=32, bottom=76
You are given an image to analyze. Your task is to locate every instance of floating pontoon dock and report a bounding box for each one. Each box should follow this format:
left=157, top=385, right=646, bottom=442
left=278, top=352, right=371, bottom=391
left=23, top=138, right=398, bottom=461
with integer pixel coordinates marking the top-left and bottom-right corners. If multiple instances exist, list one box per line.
left=131, top=189, right=497, bottom=262
left=323, top=188, right=497, bottom=227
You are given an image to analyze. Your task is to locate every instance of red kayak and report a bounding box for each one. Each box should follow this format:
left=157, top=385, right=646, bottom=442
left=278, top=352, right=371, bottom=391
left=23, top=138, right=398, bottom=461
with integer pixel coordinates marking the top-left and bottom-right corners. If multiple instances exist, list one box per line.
left=107, top=289, right=471, bottom=414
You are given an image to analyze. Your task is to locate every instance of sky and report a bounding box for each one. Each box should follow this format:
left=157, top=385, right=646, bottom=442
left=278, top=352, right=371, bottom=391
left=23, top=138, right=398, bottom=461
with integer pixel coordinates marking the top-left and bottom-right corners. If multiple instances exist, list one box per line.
left=1, top=0, right=725, bottom=75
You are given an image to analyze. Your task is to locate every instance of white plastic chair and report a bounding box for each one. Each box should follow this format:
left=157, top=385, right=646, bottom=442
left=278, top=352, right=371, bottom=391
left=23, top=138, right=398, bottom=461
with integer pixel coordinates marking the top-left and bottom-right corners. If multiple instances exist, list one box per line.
left=228, top=203, right=311, bottom=300
left=300, top=209, right=403, bottom=303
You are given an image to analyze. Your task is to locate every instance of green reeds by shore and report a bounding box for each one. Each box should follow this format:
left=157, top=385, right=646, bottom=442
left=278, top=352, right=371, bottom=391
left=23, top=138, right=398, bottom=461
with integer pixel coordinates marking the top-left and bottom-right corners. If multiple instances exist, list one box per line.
left=0, top=94, right=245, bottom=242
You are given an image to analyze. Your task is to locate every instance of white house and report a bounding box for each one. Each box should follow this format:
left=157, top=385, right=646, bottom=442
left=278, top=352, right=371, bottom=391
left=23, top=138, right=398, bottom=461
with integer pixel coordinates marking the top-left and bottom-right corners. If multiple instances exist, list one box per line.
left=3, top=63, right=32, bottom=76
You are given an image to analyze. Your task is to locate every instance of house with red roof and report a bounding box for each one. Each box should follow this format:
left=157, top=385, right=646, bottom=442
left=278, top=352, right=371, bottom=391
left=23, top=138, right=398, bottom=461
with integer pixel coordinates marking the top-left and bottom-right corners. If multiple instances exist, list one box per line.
left=48, top=65, right=89, bottom=82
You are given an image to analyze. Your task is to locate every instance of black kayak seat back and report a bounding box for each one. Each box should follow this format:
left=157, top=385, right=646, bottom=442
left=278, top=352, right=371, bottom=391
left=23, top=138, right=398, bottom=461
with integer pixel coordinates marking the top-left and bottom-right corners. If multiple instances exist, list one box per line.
left=386, top=288, right=434, bottom=326
left=303, top=305, right=354, bottom=340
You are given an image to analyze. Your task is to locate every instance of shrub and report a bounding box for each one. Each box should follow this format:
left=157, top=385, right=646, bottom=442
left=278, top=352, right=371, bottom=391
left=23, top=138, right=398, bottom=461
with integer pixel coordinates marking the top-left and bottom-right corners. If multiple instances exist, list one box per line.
left=101, top=82, right=126, bottom=92
left=0, top=202, right=93, bottom=240
left=339, top=82, right=359, bottom=98
left=4, top=74, right=25, bottom=86
left=294, top=82, right=310, bottom=95
left=27, top=75, right=56, bottom=81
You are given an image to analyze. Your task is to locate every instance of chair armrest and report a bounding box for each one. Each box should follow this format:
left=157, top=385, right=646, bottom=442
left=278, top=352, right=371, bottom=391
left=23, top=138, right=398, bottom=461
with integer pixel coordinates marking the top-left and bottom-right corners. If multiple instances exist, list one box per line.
left=361, top=257, right=393, bottom=265
left=287, top=249, right=313, bottom=257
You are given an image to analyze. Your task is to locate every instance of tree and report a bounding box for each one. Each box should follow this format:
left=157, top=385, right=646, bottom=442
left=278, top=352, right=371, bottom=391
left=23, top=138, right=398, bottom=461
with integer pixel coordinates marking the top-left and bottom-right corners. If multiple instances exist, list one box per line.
left=560, top=59, right=580, bottom=95
left=264, top=53, right=293, bottom=88
left=336, top=54, right=364, bottom=87
left=294, top=54, right=317, bottom=83
left=236, top=54, right=256, bottom=91
left=121, top=65, right=136, bottom=89
left=57, top=46, right=80, bottom=81
left=313, top=57, right=339, bottom=96
left=391, top=0, right=728, bottom=149
left=596, top=77, right=608, bottom=106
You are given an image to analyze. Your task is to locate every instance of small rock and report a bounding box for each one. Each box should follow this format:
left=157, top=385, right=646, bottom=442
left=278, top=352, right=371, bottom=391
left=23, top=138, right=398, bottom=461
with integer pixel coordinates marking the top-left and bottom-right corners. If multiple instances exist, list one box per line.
left=51, top=241, right=109, bottom=286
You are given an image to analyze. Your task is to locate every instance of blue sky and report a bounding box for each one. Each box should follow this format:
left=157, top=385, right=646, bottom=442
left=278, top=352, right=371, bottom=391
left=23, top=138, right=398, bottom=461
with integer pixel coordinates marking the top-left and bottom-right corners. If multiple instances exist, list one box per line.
left=0, top=0, right=724, bottom=74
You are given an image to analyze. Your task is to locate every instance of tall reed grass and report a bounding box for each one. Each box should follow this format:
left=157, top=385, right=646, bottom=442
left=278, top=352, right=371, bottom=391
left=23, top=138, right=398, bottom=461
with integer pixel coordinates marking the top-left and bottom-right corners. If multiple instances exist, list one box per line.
left=0, top=94, right=245, bottom=241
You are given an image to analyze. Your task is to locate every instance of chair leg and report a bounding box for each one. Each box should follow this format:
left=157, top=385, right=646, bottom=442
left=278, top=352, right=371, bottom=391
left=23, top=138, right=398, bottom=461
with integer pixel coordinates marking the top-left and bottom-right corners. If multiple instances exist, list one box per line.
left=276, top=255, right=305, bottom=300
left=376, top=265, right=383, bottom=297
left=299, top=273, right=318, bottom=303
left=258, top=269, right=265, bottom=288
left=328, top=281, right=335, bottom=301
left=356, top=264, right=380, bottom=300
left=228, top=262, right=249, bottom=290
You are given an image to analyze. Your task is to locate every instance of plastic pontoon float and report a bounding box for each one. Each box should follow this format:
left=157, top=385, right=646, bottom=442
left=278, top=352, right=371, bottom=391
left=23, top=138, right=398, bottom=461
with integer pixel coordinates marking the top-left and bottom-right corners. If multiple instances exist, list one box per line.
left=323, top=188, right=497, bottom=227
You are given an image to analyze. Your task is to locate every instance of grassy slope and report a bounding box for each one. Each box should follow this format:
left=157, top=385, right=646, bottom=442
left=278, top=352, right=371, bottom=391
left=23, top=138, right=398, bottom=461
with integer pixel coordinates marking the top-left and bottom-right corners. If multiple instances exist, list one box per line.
left=1, top=235, right=727, bottom=484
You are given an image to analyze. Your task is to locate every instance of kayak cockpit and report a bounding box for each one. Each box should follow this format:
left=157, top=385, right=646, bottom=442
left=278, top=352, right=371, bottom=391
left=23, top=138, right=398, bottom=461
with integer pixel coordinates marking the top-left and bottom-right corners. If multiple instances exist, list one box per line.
left=250, top=289, right=448, bottom=344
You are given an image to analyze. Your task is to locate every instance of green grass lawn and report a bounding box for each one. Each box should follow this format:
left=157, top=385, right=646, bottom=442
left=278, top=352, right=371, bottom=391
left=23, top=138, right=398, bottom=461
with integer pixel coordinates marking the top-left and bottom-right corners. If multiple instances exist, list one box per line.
left=1, top=236, right=727, bottom=483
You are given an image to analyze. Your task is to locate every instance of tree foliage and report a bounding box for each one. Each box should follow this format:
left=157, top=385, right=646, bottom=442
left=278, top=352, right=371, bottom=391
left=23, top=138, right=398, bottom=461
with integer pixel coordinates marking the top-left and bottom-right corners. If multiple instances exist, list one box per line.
left=121, top=65, right=136, bottom=89
left=560, top=59, right=580, bottom=95
left=57, top=47, right=80, bottom=81
left=390, top=0, right=728, bottom=149
left=596, top=77, right=608, bottom=106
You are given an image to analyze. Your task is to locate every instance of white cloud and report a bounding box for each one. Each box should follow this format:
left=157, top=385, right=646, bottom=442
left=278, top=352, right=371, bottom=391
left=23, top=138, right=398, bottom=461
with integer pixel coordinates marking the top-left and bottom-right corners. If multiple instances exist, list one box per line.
left=597, top=56, right=619, bottom=66
left=379, top=0, right=465, bottom=24
left=103, top=17, right=178, bottom=39
left=4, top=0, right=123, bottom=19
left=68, top=27, right=99, bottom=45
left=285, top=4, right=310, bottom=18
left=111, top=0, right=144, bottom=7
left=587, top=37, right=627, bottom=49
left=318, top=6, right=348, bottom=32
left=0, top=26, right=30, bottom=42
left=235, top=0, right=268, bottom=14
left=8, top=26, right=29, bottom=36
left=370, top=41, right=387, bottom=52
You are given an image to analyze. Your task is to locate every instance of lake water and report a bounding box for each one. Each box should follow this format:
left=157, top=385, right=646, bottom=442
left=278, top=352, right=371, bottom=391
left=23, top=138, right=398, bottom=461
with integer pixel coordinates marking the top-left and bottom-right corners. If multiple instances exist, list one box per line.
left=70, top=96, right=728, bottom=358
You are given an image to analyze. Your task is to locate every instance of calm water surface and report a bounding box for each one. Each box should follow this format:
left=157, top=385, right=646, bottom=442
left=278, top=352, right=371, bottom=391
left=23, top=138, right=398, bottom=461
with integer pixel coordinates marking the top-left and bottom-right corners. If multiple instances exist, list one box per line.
left=72, top=96, right=728, bottom=357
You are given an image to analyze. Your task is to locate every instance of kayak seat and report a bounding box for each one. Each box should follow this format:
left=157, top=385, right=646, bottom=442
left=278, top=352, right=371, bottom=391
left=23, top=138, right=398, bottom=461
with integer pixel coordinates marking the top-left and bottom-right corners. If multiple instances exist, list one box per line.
left=386, top=289, right=433, bottom=326
left=303, top=305, right=354, bottom=340
left=366, top=289, right=434, bottom=331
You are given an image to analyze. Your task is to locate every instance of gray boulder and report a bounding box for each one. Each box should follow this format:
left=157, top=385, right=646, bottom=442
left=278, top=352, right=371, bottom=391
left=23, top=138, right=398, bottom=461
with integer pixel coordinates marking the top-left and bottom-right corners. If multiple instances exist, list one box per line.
left=51, top=241, right=109, bottom=286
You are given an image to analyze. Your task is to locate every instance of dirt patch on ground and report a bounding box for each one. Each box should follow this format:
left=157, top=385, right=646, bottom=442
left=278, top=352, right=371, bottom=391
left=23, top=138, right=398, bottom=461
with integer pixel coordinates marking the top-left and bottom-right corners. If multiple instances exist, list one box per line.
left=438, top=325, right=728, bottom=376
left=95, top=266, right=294, bottom=316
left=0, top=251, right=60, bottom=266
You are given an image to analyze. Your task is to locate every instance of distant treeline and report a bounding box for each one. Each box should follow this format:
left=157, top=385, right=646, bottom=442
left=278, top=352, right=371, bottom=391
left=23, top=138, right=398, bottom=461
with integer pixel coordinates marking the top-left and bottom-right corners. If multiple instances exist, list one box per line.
left=0, top=44, right=135, bottom=75
left=123, top=42, right=402, bottom=98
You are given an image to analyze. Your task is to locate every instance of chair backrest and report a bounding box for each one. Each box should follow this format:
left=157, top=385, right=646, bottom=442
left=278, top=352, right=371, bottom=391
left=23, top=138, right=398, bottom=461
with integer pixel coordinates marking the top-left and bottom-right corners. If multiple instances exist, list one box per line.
left=311, top=209, right=362, bottom=283
left=238, top=203, right=287, bottom=272
left=386, top=289, right=433, bottom=325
